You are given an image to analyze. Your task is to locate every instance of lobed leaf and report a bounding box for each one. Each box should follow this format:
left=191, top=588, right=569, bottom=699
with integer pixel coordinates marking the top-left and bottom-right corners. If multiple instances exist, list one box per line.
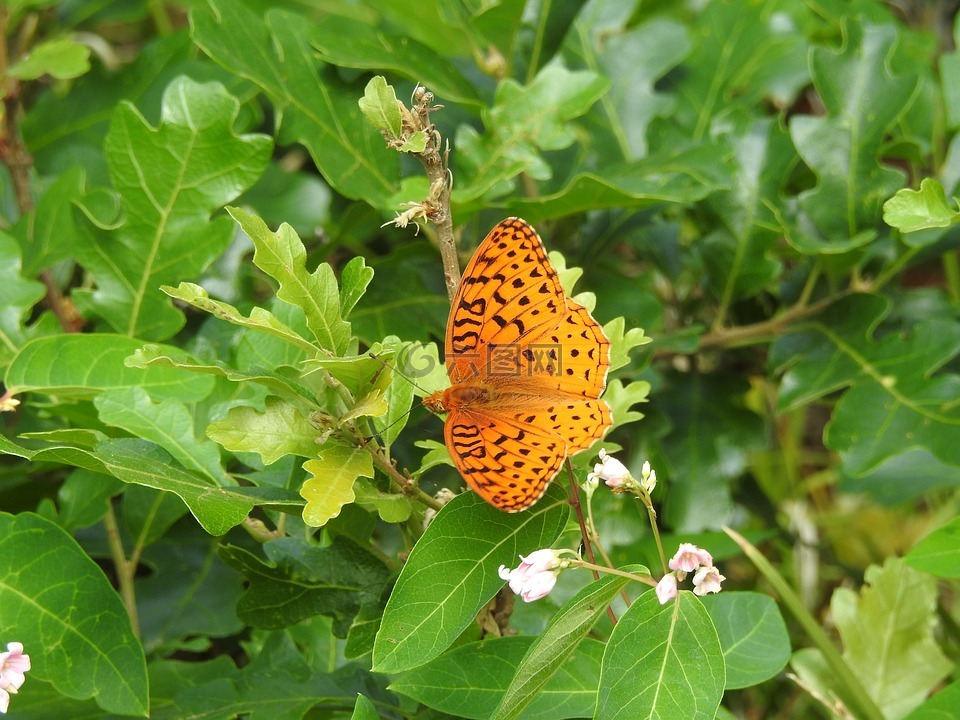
left=73, top=76, right=271, bottom=339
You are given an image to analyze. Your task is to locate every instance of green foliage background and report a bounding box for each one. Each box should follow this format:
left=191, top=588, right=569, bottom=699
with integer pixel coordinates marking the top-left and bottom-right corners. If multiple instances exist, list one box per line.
left=1, top=0, right=959, bottom=718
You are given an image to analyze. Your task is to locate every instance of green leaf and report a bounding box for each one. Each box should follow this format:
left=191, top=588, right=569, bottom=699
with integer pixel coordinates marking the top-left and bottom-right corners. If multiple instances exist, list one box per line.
left=657, top=372, right=765, bottom=531
left=340, top=255, right=375, bottom=320
left=832, top=558, right=951, bottom=719
left=772, top=294, right=960, bottom=476
left=351, top=693, right=380, bottom=720
left=905, top=517, right=960, bottom=578
left=883, top=178, right=960, bottom=234
left=700, top=119, right=791, bottom=304
left=581, top=16, right=690, bottom=159
left=7, top=37, right=91, bottom=80
left=162, top=282, right=317, bottom=355
left=373, top=483, right=569, bottom=673
left=127, top=343, right=319, bottom=406
left=703, top=591, right=790, bottom=689
left=785, top=22, right=916, bottom=252
left=5, top=334, right=215, bottom=402
left=503, top=142, right=733, bottom=222
left=206, top=397, right=320, bottom=465
left=190, top=1, right=399, bottom=204
left=661, top=0, right=809, bottom=134
left=596, top=591, right=724, bottom=719
left=94, top=386, right=229, bottom=484
left=228, top=207, right=351, bottom=354
left=358, top=76, right=402, bottom=140
left=300, top=443, right=374, bottom=527
left=0, top=512, right=148, bottom=715
left=392, top=636, right=604, bottom=720
left=493, top=571, right=640, bottom=720
left=136, top=522, right=244, bottom=647
left=353, top=479, right=413, bottom=523
left=220, top=535, right=390, bottom=635
left=28, top=438, right=254, bottom=535
left=73, top=76, right=271, bottom=339
left=0, top=231, right=47, bottom=369
left=15, top=166, right=87, bottom=275
left=903, top=680, right=960, bottom=720
left=56, top=469, right=123, bottom=533
left=456, top=65, right=608, bottom=202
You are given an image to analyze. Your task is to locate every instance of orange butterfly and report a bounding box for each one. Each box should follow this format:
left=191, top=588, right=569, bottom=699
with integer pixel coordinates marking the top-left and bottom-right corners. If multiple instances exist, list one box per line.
left=424, top=217, right=612, bottom=512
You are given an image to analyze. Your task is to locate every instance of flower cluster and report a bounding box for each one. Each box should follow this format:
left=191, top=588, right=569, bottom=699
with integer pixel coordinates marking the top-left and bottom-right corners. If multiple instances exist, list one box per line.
left=498, top=549, right=565, bottom=603
left=0, top=642, right=30, bottom=714
left=655, top=543, right=726, bottom=604
left=587, top=450, right=656, bottom=495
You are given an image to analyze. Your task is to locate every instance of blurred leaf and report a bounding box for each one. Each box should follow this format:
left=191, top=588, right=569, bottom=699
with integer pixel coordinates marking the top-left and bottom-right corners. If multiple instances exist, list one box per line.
left=456, top=65, right=608, bottom=202
left=7, top=37, right=90, bottom=80
left=300, top=442, right=373, bottom=527
left=663, top=0, right=809, bottom=135
left=190, top=1, right=399, bottom=205
left=373, top=483, right=569, bottom=673
left=0, top=232, right=47, bottom=369
left=56, top=469, right=122, bottom=533
left=73, top=76, right=271, bottom=339
left=313, top=24, right=480, bottom=107
left=785, top=22, right=916, bottom=252
left=772, top=294, right=960, bottom=476
left=137, top=522, right=245, bottom=651
left=657, top=372, right=765, bottom=532
left=505, top=142, right=733, bottom=222
left=221, top=535, right=390, bottom=635
left=0, top=513, right=148, bottom=715
left=700, top=118, right=791, bottom=304
left=597, top=591, right=724, bottom=719
left=351, top=694, right=379, bottom=720
left=15, top=166, right=87, bottom=275
left=832, top=558, right=951, bottom=719
left=393, top=637, right=604, bottom=720
left=581, top=16, right=690, bottom=159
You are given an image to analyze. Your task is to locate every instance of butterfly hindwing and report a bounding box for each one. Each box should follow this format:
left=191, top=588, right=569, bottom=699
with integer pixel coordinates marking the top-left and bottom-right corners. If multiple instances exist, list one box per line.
left=444, top=408, right=567, bottom=512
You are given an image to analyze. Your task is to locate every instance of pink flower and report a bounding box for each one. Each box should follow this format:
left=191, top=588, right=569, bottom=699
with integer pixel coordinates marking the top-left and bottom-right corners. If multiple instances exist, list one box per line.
left=0, top=642, right=30, bottom=714
left=498, top=549, right=563, bottom=602
left=693, top=565, right=726, bottom=596
left=590, top=449, right=631, bottom=489
left=668, top=543, right=713, bottom=576
left=655, top=573, right=678, bottom=604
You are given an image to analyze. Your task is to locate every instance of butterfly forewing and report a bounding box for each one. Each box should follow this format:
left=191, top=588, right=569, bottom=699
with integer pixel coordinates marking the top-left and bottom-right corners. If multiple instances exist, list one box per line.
left=446, top=218, right=566, bottom=363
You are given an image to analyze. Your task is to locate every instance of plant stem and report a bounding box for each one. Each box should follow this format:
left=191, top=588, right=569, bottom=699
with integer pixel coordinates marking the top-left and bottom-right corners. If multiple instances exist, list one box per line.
left=724, top=526, right=885, bottom=720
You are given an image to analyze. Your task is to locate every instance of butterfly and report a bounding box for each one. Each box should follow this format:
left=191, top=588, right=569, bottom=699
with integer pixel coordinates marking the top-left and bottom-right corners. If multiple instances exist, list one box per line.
left=423, top=217, right=612, bottom=511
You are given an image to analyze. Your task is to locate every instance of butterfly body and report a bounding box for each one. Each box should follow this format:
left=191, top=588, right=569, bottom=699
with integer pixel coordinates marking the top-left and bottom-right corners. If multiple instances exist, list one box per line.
left=424, top=218, right=612, bottom=512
